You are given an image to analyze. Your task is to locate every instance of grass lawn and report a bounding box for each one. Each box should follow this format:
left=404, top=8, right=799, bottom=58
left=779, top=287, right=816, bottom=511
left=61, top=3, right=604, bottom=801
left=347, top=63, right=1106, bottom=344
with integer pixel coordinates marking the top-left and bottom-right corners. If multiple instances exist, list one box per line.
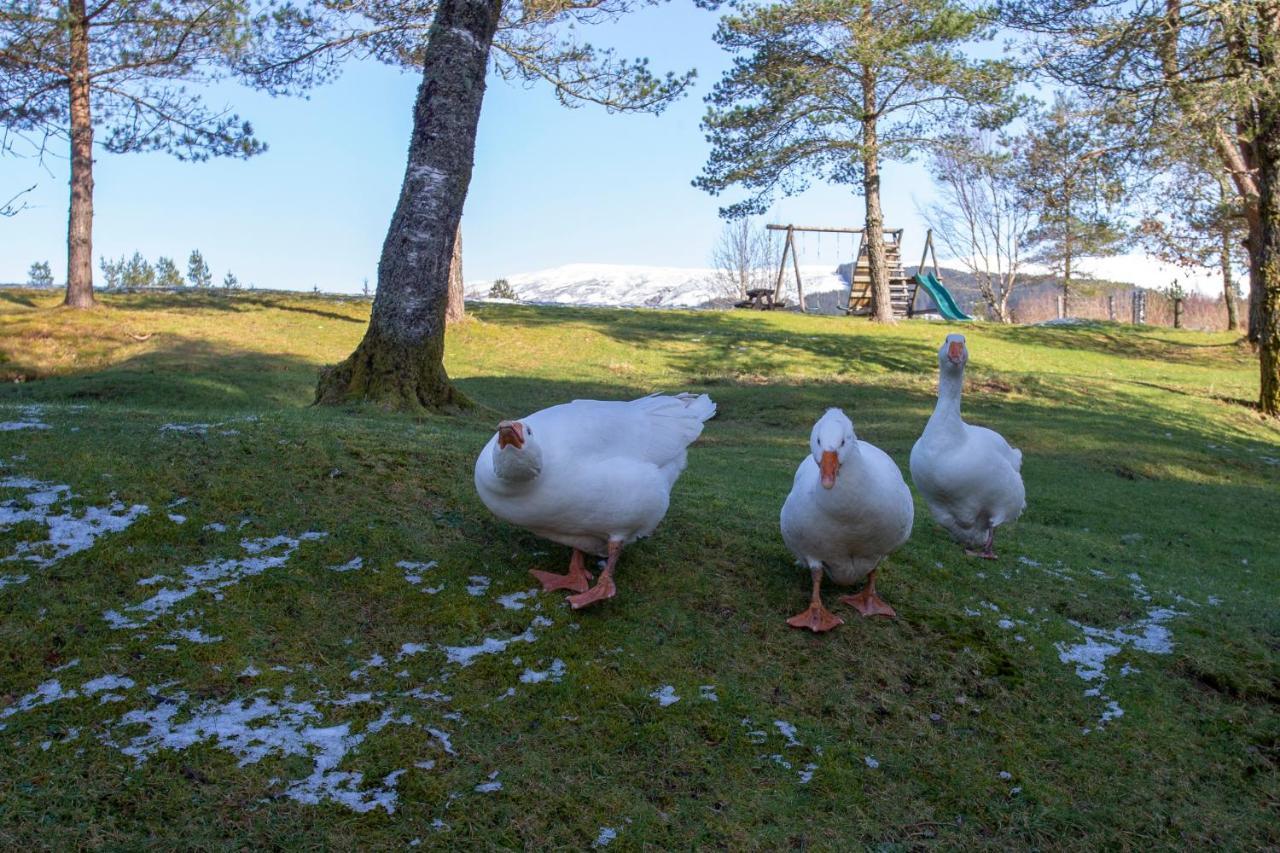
left=1, top=288, right=1277, bottom=848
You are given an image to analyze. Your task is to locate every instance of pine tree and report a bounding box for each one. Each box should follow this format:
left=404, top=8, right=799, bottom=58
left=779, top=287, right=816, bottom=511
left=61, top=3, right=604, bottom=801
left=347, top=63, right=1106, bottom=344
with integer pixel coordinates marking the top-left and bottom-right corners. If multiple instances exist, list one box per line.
left=696, top=0, right=1016, bottom=322
left=223, top=271, right=240, bottom=290
left=187, top=250, right=212, bottom=288
left=489, top=279, right=516, bottom=300
left=155, top=256, right=183, bottom=289
left=0, top=2, right=277, bottom=308
left=1014, top=97, right=1128, bottom=314
left=998, top=0, right=1280, bottom=413
left=121, top=252, right=154, bottom=289
left=26, top=260, right=54, bottom=287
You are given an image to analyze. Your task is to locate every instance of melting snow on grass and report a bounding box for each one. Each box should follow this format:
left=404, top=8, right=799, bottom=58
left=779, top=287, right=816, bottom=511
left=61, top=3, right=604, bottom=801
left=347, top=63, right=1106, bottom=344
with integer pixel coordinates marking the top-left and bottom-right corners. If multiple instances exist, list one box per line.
left=774, top=720, right=801, bottom=747
left=1, top=474, right=148, bottom=570
left=519, top=659, right=565, bottom=684
left=330, top=557, right=363, bottom=573
left=497, top=589, right=538, bottom=610
left=397, top=560, right=437, bottom=588
left=441, top=616, right=552, bottom=667
left=102, top=532, right=326, bottom=629
left=1055, top=601, right=1180, bottom=733
left=594, top=827, right=618, bottom=847
left=0, top=406, right=51, bottom=431
left=110, top=691, right=415, bottom=813
left=649, top=685, right=680, bottom=707
left=474, top=770, right=502, bottom=793
left=465, top=575, right=490, bottom=596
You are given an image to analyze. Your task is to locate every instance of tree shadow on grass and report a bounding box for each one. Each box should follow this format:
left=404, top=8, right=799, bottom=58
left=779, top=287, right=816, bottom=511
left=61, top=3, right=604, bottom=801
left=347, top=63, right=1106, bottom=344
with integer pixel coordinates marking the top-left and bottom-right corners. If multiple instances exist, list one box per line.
left=0, top=336, right=325, bottom=411
left=986, top=320, right=1250, bottom=365
left=103, top=290, right=367, bottom=324
left=0, top=290, right=39, bottom=308
left=469, top=303, right=938, bottom=378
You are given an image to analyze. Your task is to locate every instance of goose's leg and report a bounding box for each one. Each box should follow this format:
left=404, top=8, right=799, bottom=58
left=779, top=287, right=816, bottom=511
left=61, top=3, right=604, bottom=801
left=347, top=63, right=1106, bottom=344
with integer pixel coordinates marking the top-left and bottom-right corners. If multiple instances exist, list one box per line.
left=530, top=548, right=594, bottom=594
left=567, top=539, right=621, bottom=610
left=839, top=569, right=897, bottom=618
left=965, top=528, right=998, bottom=560
left=787, top=566, right=844, bottom=632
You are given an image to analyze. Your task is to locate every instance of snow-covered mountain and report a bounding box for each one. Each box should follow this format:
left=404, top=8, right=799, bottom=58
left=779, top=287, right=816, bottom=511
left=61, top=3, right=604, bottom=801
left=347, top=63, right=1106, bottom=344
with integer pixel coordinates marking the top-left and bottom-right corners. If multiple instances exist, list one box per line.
left=466, top=263, right=853, bottom=312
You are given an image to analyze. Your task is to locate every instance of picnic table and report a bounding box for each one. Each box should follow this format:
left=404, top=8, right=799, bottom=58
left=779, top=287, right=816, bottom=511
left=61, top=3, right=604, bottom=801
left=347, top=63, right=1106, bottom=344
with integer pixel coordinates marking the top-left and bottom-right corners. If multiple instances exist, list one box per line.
left=734, top=288, right=787, bottom=310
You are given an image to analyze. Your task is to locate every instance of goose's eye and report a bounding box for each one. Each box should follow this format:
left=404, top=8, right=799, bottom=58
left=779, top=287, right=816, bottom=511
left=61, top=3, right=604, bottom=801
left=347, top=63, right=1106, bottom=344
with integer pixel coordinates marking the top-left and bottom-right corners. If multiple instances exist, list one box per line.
left=526, top=427, right=532, bottom=436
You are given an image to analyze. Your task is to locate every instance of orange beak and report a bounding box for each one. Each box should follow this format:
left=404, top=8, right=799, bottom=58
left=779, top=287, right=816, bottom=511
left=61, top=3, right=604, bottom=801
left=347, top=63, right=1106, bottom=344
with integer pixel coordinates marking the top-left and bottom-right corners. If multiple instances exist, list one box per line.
left=497, top=420, right=524, bottom=450
left=819, top=450, right=839, bottom=489
left=947, top=341, right=964, bottom=363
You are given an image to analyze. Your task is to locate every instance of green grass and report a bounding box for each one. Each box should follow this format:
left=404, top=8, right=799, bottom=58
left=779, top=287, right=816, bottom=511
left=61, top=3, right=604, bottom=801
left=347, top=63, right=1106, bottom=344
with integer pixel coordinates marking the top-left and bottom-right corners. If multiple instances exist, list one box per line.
left=1, top=289, right=1277, bottom=849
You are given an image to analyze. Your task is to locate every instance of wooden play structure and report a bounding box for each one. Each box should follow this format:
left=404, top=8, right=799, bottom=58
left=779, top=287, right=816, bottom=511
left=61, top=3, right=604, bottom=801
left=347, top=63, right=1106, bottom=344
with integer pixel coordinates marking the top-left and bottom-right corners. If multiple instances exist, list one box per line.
left=759, top=224, right=968, bottom=318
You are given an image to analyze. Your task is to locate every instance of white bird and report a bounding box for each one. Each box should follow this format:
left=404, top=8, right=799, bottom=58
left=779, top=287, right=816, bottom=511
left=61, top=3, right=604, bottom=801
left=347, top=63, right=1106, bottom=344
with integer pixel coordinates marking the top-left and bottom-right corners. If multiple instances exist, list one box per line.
left=474, top=392, right=716, bottom=609
left=910, top=334, right=1025, bottom=559
left=780, top=408, right=914, bottom=632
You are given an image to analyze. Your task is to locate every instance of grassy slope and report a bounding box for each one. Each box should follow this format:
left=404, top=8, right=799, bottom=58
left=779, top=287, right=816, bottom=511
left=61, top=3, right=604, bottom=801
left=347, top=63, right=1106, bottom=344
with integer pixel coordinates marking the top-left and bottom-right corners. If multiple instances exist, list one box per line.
left=0, top=289, right=1277, bottom=849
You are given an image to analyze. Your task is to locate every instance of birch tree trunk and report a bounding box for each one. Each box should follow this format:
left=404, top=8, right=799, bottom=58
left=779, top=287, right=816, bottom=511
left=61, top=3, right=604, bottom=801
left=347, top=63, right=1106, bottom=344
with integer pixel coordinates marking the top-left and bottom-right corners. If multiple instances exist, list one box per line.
left=446, top=225, right=465, bottom=324
left=315, top=0, right=500, bottom=410
left=64, top=0, right=95, bottom=309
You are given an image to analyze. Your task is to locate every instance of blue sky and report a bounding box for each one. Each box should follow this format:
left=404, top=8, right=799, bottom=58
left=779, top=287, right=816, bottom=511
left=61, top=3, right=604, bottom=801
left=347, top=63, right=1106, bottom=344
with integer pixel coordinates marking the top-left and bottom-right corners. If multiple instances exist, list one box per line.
left=3, top=3, right=1216, bottom=294
left=0, top=2, right=952, bottom=292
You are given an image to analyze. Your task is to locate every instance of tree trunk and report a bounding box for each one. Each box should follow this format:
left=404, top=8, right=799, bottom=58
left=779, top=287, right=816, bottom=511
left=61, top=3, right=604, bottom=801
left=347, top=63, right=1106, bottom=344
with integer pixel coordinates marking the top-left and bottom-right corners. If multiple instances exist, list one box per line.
left=64, top=0, right=95, bottom=309
left=1222, top=222, right=1239, bottom=332
left=861, top=67, right=893, bottom=323
left=1247, top=219, right=1264, bottom=341
left=1062, top=190, right=1072, bottom=315
left=446, top=224, right=465, bottom=324
left=315, top=0, right=501, bottom=411
left=1254, top=87, right=1274, bottom=412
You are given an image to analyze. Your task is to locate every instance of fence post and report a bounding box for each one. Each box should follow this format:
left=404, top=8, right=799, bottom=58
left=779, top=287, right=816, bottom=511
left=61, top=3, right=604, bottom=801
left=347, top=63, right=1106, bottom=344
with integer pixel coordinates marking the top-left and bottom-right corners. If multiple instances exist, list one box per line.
left=1056, top=294, right=1065, bottom=319
left=1132, top=290, right=1147, bottom=325
left=1174, top=296, right=1183, bottom=329
left=1107, top=294, right=1116, bottom=321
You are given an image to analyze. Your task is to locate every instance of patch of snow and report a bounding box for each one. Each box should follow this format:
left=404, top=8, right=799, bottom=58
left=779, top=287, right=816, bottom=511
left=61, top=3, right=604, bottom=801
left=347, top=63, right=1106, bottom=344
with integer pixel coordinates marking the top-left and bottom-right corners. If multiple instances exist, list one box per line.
left=330, top=557, right=363, bottom=573
left=397, top=560, right=437, bottom=587
left=51, top=658, right=80, bottom=672
left=103, top=531, right=326, bottom=628
left=240, top=665, right=260, bottom=678
left=1017, top=556, right=1040, bottom=567
left=203, top=522, right=227, bottom=533
left=112, top=693, right=414, bottom=813
left=0, top=679, right=77, bottom=719
left=349, top=653, right=386, bottom=680
left=497, top=589, right=538, bottom=610
left=426, top=726, right=456, bottom=755
left=774, top=720, right=801, bottom=747
left=465, top=575, right=490, bottom=596
left=519, top=659, right=565, bottom=684
left=699, top=685, right=718, bottom=702
left=649, top=685, right=680, bottom=707
left=171, top=627, right=222, bottom=644
left=594, top=826, right=618, bottom=848
left=0, top=572, right=29, bottom=589
left=168, top=514, right=187, bottom=525
left=474, top=770, right=502, bottom=793
left=996, top=619, right=1016, bottom=630
left=1, top=474, right=147, bottom=570
left=441, top=619, right=546, bottom=667
left=798, top=763, right=818, bottom=784
left=864, top=755, right=880, bottom=769
left=82, top=674, right=135, bottom=695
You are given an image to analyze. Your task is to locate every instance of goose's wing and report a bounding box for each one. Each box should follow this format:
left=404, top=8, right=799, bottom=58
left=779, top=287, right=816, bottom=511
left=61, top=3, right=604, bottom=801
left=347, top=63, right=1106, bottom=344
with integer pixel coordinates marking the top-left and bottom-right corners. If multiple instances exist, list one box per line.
left=529, top=394, right=715, bottom=468
left=967, top=424, right=1022, bottom=472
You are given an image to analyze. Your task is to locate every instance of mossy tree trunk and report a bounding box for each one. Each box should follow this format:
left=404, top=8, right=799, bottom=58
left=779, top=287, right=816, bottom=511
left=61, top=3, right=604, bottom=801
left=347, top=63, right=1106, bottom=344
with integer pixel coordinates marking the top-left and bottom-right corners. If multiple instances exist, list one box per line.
left=1258, top=93, right=1280, bottom=416
left=314, top=0, right=500, bottom=411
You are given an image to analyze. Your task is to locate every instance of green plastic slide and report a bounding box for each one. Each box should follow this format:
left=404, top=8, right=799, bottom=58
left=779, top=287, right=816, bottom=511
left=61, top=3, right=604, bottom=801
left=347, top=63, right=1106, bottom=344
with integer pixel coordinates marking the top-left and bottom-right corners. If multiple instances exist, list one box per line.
left=913, top=272, right=972, bottom=321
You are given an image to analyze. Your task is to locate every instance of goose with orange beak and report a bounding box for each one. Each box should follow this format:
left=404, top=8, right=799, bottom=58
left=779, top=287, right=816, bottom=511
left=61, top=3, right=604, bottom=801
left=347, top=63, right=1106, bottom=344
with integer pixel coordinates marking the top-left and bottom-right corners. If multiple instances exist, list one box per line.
left=475, top=393, right=716, bottom=610
left=910, top=334, right=1025, bottom=559
left=780, top=408, right=914, bottom=631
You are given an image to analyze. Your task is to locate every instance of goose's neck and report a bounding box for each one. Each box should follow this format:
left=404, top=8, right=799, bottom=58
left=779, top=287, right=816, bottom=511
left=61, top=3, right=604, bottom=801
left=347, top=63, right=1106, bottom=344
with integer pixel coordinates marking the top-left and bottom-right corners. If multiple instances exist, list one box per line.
left=927, top=369, right=964, bottom=433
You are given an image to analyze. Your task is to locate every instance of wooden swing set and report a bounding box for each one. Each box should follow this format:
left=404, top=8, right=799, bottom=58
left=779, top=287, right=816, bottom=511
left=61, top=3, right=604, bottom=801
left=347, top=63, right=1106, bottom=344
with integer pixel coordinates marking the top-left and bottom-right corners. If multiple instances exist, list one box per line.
left=753, top=223, right=945, bottom=318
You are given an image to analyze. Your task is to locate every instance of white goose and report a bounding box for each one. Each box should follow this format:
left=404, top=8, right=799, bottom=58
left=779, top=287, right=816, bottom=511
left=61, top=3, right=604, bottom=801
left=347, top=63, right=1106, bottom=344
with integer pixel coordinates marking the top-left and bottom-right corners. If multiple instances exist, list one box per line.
left=780, top=408, right=914, bottom=632
left=474, top=392, right=716, bottom=609
left=910, top=334, right=1025, bottom=559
